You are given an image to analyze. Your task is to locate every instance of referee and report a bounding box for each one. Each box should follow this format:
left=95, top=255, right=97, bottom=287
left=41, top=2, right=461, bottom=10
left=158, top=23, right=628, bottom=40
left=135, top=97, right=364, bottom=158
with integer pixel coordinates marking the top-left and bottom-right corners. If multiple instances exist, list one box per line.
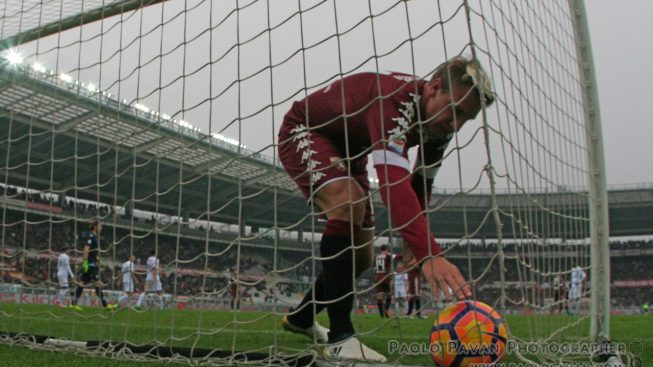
left=70, top=220, right=116, bottom=311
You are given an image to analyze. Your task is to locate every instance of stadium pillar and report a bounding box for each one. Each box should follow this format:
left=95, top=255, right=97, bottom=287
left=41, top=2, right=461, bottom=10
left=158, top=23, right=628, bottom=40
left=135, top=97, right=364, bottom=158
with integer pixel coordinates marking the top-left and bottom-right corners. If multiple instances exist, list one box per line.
left=570, top=0, right=611, bottom=340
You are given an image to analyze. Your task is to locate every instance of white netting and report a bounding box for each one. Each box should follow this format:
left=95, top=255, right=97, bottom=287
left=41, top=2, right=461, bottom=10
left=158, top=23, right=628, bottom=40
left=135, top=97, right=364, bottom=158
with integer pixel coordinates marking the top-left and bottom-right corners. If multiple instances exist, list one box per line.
left=0, top=0, right=615, bottom=366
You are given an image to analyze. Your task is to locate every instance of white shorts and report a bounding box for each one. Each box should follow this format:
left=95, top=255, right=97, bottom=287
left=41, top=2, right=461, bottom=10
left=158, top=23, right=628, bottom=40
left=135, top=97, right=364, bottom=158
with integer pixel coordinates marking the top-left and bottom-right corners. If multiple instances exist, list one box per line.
left=395, top=288, right=407, bottom=299
left=123, top=281, right=134, bottom=293
left=57, top=273, right=70, bottom=289
left=569, top=285, right=583, bottom=300
left=145, top=277, right=162, bottom=292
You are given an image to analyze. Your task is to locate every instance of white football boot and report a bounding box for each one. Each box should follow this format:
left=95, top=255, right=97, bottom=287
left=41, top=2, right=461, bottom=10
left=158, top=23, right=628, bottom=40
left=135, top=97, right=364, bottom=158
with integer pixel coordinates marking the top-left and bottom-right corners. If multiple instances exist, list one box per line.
left=281, top=315, right=330, bottom=344
left=323, top=335, right=387, bottom=363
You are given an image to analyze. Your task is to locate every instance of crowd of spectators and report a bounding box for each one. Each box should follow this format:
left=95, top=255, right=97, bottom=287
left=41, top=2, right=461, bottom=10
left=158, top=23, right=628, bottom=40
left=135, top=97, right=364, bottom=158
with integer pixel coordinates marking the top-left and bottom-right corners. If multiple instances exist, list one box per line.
left=1, top=206, right=652, bottom=309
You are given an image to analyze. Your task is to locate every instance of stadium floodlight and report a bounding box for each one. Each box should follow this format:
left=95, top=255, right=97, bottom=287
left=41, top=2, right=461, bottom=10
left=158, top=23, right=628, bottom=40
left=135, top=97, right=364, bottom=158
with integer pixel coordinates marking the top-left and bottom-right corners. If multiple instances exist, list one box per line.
left=177, top=119, right=198, bottom=132
left=212, top=133, right=246, bottom=149
left=4, top=48, right=23, bottom=66
left=58, top=73, right=72, bottom=83
left=134, top=103, right=150, bottom=113
left=31, top=62, right=46, bottom=73
left=177, top=119, right=190, bottom=127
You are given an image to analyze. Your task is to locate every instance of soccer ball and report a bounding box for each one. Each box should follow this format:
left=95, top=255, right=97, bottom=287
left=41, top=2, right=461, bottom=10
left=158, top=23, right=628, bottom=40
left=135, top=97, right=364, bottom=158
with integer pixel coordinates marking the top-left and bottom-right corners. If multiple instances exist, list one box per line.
left=430, top=300, right=508, bottom=367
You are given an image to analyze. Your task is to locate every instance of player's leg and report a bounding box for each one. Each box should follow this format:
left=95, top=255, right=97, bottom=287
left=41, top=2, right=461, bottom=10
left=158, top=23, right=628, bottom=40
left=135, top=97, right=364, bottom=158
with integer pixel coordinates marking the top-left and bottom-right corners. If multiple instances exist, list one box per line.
left=58, top=287, right=68, bottom=306
left=278, top=130, right=384, bottom=360
left=118, top=282, right=131, bottom=306
left=312, top=177, right=367, bottom=341
left=136, top=292, right=146, bottom=308
left=72, top=271, right=89, bottom=309
left=575, top=286, right=583, bottom=314
left=384, top=287, right=392, bottom=317
left=313, top=178, right=386, bottom=362
left=414, top=277, right=424, bottom=317
left=156, top=278, right=164, bottom=309
left=136, top=281, right=150, bottom=308
left=376, top=289, right=386, bottom=318
left=414, top=295, right=423, bottom=317
left=118, top=291, right=129, bottom=306
left=406, top=294, right=414, bottom=316
left=568, top=286, right=577, bottom=315
left=157, top=291, right=164, bottom=309
left=89, top=266, right=108, bottom=308
left=57, top=274, right=68, bottom=306
left=279, top=133, right=361, bottom=336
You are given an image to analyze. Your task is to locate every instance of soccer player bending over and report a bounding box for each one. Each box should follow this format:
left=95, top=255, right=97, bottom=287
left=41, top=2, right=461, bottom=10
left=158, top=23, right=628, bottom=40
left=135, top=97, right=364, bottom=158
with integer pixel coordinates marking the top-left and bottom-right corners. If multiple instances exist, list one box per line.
left=71, top=221, right=116, bottom=311
left=117, top=255, right=138, bottom=307
left=56, top=244, right=75, bottom=307
left=278, top=56, right=493, bottom=362
left=136, top=249, right=165, bottom=310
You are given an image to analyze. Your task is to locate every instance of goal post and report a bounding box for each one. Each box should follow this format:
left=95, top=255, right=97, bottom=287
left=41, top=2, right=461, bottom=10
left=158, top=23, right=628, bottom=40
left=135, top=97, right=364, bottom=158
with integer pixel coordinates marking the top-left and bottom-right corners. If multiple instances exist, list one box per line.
left=569, top=0, right=611, bottom=341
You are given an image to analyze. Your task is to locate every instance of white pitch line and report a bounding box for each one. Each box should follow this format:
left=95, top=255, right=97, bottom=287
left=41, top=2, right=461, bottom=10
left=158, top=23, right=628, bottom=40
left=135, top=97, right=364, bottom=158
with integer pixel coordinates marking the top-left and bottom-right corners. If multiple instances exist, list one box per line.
left=6, top=314, right=430, bottom=340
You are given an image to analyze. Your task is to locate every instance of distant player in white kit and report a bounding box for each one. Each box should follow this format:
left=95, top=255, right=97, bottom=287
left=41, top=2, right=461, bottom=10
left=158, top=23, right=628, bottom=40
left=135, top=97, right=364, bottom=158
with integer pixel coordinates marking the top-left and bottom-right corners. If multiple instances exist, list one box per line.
left=56, top=245, right=75, bottom=307
left=568, top=260, right=586, bottom=315
left=136, top=249, right=165, bottom=310
left=393, top=261, right=408, bottom=316
left=117, top=255, right=138, bottom=307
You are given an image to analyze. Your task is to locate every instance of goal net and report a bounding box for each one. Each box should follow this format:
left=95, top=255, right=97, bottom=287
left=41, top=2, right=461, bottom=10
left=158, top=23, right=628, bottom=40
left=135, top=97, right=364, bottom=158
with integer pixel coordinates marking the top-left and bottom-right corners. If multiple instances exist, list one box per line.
left=0, top=0, right=612, bottom=365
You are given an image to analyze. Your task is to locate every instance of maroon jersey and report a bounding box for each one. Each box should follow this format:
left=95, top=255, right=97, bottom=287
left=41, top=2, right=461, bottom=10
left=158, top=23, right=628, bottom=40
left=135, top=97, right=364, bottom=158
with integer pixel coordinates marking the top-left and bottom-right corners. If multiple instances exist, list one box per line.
left=281, top=72, right=450, bottom=172
left=375, top=252, right=393, bottom=275
left=228, top=277, right=239, bottom=297
left=279, top=72, right=451, bottom=261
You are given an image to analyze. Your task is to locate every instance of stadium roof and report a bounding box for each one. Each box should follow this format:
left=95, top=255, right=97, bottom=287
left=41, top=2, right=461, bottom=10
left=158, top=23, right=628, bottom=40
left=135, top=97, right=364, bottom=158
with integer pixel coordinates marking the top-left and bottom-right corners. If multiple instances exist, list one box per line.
left=1, top=62, right=652, bottom=239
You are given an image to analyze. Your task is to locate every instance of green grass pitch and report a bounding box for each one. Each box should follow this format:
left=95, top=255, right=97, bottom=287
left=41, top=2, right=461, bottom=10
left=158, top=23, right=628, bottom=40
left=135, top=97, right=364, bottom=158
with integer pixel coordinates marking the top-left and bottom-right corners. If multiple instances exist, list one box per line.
left=0, top=304, right=651, bottom=366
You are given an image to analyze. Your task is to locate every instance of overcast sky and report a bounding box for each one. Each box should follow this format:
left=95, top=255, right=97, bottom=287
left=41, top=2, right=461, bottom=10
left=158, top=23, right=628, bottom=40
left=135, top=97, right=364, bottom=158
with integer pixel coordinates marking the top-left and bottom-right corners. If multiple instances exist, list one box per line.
left=585, top=0, right=653, bottom=187
left=8, top=0, right=653, bottom=190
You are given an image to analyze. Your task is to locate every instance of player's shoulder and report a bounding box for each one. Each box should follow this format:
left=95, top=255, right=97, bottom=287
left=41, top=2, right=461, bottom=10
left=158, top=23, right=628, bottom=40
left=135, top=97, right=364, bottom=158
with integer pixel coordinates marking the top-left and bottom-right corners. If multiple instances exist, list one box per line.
left=379, top=71, right=418, bottom=82
left=344, top=71, right=420, bottom=90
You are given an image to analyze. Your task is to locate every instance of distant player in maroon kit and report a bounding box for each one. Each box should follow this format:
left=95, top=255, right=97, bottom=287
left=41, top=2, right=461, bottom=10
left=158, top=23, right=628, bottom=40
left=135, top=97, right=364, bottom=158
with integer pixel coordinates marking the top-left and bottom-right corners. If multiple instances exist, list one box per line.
left=279, top=56, right=494, bottom=362
left=228, top=271, right=241, bottom=311
left=406, top=265, right=424, bottom=318
left=374, top=245, right=393, bottom=318
left=551, top=272, right=566, bottom=314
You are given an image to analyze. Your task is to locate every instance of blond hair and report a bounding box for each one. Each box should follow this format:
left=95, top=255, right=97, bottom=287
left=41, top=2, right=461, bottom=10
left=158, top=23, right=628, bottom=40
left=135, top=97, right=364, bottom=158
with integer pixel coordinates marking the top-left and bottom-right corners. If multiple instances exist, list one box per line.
left=431, top=56, right=495, bottom=106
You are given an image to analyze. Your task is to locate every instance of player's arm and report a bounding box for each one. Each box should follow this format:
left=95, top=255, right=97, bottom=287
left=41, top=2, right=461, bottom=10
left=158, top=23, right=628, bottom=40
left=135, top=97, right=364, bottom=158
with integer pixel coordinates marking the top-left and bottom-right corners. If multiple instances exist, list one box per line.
left=369, top=96, right=469, bottom=300
left=374, top=153, right=469, bottom=300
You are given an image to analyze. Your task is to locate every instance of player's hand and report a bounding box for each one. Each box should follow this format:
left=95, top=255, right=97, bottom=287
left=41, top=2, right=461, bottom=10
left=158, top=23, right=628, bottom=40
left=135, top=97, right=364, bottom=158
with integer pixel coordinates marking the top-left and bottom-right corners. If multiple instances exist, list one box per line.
left=420, top=255, right=471, bottom=301
left=81, top=260, right=89, bottom=273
